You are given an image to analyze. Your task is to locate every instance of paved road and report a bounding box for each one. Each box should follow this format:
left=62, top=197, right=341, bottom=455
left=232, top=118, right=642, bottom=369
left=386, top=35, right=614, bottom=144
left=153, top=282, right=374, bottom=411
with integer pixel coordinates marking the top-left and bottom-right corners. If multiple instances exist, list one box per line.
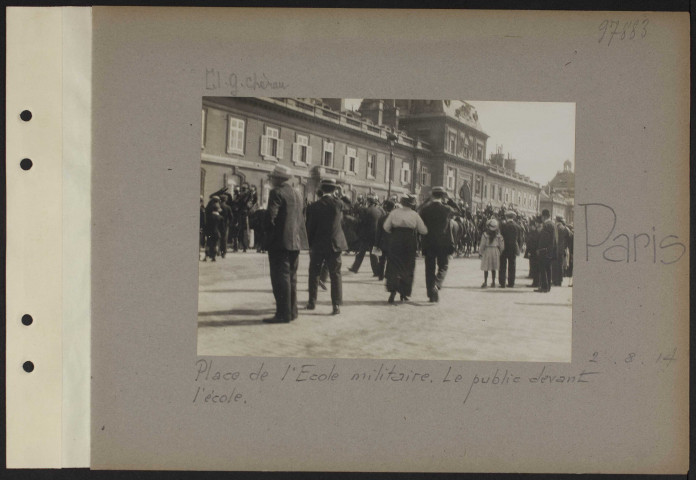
left=198, top=251, right=572, bottom=361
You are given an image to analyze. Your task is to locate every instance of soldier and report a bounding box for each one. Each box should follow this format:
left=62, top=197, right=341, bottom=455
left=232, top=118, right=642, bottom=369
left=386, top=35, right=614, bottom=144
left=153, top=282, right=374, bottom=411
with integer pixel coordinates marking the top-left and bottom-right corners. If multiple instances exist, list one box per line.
left=218, top=193, right=233, bottom=258
left=305, top=179, right=348, bottom=315
left=262, top=165, right=308, bottom=323
left=499, top=211, right=522, bottom=288
left=348, top=194, right=385, bottom=275
left=418, top=186, right=457, bottom=302
left=229, top=186, right=241, bottom=251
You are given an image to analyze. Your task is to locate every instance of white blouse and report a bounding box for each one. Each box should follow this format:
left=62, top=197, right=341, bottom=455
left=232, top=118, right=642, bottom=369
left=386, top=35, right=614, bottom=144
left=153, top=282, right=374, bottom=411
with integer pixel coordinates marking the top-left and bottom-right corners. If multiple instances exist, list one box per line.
left=383, top=207, right=428, bottom=235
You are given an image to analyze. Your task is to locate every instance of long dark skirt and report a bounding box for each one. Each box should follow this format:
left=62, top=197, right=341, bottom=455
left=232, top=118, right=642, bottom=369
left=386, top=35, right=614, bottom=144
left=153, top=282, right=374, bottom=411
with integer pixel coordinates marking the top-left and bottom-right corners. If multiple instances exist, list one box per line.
left=385, top=227, right=418, bottom=297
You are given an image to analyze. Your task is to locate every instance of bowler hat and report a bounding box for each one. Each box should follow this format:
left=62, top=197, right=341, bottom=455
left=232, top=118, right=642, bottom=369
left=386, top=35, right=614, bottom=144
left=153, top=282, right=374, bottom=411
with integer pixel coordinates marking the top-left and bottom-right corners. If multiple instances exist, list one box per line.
left=505, top=211, right=516, bottom=218
left=320, top=178, right=337, bottom=187
left=432, top=186, right=446, bottom=195
left=268, top=164, right=292, bottom=180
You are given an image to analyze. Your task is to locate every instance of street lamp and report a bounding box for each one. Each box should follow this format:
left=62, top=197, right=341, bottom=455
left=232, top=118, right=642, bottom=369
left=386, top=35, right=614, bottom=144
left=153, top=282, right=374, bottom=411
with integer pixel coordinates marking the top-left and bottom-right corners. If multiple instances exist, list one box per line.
left=386, top=132, right=398, bottom=199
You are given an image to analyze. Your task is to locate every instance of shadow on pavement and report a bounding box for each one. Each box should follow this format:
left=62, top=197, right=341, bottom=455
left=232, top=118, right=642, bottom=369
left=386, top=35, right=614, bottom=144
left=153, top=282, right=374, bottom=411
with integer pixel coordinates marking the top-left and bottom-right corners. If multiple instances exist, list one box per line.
left=198, top=318, right=268, bottom=327
left=198, top=308, right=275, bottom=317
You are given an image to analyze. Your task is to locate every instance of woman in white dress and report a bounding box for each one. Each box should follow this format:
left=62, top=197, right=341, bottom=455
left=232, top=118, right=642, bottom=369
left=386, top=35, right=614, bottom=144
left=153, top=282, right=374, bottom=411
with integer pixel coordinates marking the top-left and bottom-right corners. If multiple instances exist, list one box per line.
left=479, top=218, right=504, bottom=288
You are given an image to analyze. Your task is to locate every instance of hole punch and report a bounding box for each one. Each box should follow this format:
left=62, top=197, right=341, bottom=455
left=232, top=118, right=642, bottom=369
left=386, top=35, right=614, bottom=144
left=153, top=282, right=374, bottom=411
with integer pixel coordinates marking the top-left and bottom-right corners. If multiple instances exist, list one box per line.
left=21, top=314, right=33, bottom=326
left=20, top=158, right=33, bottom=171
left=20, top=110, right=32, bottom=121
left=23, top=361, right=34, bottom=373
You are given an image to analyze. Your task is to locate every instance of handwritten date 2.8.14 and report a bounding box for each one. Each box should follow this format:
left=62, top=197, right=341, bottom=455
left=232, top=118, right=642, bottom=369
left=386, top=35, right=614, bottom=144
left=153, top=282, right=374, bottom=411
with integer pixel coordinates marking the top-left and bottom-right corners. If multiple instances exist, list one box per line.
left=598, top=19, right=648, bottom=46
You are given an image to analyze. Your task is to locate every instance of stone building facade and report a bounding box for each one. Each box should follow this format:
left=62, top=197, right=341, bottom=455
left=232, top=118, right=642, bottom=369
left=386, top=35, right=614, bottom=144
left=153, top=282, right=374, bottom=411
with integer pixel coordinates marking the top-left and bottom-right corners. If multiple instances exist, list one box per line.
left=201, top=97, right=542, bottom=215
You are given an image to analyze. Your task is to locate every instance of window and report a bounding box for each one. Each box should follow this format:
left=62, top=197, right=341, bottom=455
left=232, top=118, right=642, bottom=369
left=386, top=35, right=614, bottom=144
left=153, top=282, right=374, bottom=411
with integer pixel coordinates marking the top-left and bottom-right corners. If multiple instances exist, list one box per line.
left=367, top=153, right=377, bottom=178
left=346, top=146, right=358, bottom=173
left=505, top=189, right=509, bottom=203
left=260, top=125, right=283, bottom=160
left=420, top=165, right=431, bottom=186
left=491, top=184, right=496, bottom=200
left=385, top=155, right=392, bottom=183
left=322, top=140, right=334, bottom=167
left=483, top=184, right=488, bottom=199
left=292, top=134, right=312, bottom=165
left=227, top=116, right=245, bottom=154
left=201, top=109, right=207, bottom=149
left=477, top=144, right=483, bottom=162
left=446, top=167, right=456, bottom=190
left=401, top=162, right=411, bottom=184
left=475, top=176, right=482, bottom=196
left=457, top=133, right=468, bottom=157
left=498, top=185, right=503, bottom=201
left=447, top=132, right=457, bottom=154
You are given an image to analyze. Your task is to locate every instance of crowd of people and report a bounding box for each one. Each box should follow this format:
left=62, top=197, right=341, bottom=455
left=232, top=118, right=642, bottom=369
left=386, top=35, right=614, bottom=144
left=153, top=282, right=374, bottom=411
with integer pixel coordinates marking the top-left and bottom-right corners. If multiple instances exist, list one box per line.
left=200, top=183, right=259, bottom=261
left=199, top=164, right=574, bottom=323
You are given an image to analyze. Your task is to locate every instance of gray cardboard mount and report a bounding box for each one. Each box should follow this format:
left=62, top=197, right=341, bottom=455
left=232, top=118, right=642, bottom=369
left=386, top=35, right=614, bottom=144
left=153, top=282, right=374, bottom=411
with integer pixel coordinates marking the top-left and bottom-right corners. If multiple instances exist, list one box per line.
left=91, top=8, right=689, bottom=472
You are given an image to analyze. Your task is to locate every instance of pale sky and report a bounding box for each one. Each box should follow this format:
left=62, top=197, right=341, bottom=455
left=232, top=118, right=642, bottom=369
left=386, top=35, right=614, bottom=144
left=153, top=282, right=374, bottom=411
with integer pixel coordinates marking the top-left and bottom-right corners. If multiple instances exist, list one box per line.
left=344, top=99, right=575, bottom=185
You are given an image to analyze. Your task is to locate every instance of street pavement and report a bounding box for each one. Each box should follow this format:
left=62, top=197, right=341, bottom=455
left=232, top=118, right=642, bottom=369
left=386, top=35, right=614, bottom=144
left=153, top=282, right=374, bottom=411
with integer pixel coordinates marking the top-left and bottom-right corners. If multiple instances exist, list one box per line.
left=198, top=251, right=572, bottom=361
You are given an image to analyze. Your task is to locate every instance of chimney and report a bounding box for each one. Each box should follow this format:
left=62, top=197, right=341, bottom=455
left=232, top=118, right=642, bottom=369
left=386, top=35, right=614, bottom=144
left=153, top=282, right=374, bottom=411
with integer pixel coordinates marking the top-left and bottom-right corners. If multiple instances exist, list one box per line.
left=320, top=98, right=346, bottom=112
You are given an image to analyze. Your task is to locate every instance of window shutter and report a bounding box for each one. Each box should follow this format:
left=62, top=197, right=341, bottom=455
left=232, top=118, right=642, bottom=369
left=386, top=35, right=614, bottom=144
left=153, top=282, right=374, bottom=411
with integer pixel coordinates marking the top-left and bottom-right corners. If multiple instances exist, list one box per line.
left=353, top=152, right=359, bottom=173
left=260, top=135, right=268, bottom=156
left=306, top=146, right=313, bottom=164
left=276, top=139, right=284, bottom=159
left=292, top=143, right=300, bottom=163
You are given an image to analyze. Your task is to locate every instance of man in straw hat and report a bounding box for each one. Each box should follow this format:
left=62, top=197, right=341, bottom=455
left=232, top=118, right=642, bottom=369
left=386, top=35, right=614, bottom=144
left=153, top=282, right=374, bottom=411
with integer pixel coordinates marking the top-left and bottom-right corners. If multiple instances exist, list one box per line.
left=305, top=178, right=348, bottom=315
left=418, top=186, right=457, bottom=302
left=262, top=165, right=308, bottom=323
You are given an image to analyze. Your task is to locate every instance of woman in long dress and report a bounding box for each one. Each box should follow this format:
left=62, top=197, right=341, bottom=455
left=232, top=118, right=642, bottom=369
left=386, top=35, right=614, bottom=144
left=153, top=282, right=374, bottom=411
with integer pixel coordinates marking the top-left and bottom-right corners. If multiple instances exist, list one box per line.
left=383, top=195, right=428, bottom=303
left=479, top=218, right=504, bottom=288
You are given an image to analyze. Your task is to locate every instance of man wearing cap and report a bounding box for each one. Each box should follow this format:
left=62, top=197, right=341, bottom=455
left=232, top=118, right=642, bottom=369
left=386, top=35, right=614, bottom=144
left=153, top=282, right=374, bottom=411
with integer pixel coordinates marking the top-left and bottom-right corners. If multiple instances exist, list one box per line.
left=348, top=194, right=385, bottom=276
left=418, top=186, right=457, bottom=302
left=262, top=165, right=308, bottom=323
left=305, top=179, right=347, bottom=315
left=499, top=210, right=522, bottom=288
left=552, top=215, right=571, bottom=286
left=535, top=209, right=558, bottom=293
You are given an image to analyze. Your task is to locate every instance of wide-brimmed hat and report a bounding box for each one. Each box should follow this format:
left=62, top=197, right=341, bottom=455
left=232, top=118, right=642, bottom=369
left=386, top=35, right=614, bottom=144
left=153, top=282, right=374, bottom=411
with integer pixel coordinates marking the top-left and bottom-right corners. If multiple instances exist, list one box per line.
left=268, top=164, right=292, bottom=180
left=486, top=218, right=499, bottom=231
left=319, top=178, right=338, bottom=191
left=400, top=194, right=417, bottom=208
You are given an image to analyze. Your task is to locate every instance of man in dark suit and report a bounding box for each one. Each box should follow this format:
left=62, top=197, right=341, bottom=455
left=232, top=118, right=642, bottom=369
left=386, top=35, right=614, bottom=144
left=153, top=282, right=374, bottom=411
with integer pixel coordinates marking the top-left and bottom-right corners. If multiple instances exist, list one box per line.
left=535, top=209, right=558, bottom=293
left=305, top=179, right=348, bottom=315
left=348, top=194, right=385, bottom=275
left=419, top=186, right=457, bottom=302
left=552, top=216, right=571, bottom=286
left=499, top=211, right=522, bottom=288
left=263, top=165, right=308, bottom=323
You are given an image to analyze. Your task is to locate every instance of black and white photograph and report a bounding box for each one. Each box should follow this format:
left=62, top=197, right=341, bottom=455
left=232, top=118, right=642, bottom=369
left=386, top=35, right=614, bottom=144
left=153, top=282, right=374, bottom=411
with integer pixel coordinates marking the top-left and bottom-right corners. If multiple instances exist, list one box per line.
left=197, top=98, right=575, bottom=361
